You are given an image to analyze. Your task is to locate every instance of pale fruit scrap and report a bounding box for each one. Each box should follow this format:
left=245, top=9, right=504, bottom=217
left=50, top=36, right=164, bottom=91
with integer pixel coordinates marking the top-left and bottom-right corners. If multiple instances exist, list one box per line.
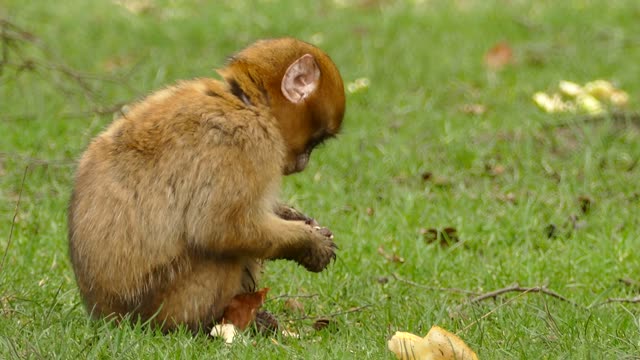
left=388, top=326, right=478, bottom=360
left=211, top=323, right=238, bottom=344
left=584, top=80, right=615, bottom=99
left=558, top=80, right=583, bottom=97
left=610, top=90, right=629, bottom=107
left=576, top=94, right=604, bottom=115
left=347, top=77, right=370, bottom=93
left=387, top=332, right=426, bottom=360
left=533, top=92, right=571, bottom=113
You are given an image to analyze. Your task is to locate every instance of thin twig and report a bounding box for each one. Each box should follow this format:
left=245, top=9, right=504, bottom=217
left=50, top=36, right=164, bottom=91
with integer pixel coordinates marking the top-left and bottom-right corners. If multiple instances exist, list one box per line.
left=285, top=304, right=373, bottom=322
left=0, top=165, right=29, bottom=275
left=2, top=102, right=128, bottom=122
left=468, top=283, right=579, bottom=307
left=392, top=273, right=479, bottom=295
left=264, top=293, right=319, bottom=303
left=596, top=296, right=640, bottom=307
left=619, top=278, right=640, bottom=289
left=0, top=152, right=75, bottom=168
left=457, top=287, right=535, bottom=335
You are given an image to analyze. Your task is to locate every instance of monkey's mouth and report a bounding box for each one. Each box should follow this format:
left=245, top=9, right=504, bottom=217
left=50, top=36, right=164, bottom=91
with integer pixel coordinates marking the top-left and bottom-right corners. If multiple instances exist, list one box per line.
left=283, top=153, right=309, bottom=175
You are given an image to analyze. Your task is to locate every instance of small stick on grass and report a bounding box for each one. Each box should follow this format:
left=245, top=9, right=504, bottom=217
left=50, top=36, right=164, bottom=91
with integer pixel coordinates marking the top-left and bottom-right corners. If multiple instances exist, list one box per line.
left=595, top=296, right=640, bottom=307
left=468, top=282, right=580, bottom=307
left=0, top=165, right=29, bottom=275
left=619, top=278, right=640, bottom=288
left=285, top=304, right=373, bottom=322
left=264, top=293, right=319, bottom=303
left=392, top=273, right=479, bottom=295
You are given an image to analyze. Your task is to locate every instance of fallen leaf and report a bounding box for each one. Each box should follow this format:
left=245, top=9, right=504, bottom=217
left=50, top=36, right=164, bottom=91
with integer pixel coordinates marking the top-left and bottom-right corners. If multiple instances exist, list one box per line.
left=459, top=103, right=487, bottom=115
left=366, top=207, right=375, bottom=216
left=377, top=246, right=405, bottom=264
left=221, top=288, right=269, bottom=330
left=312, top=318, right=332, bottom=331
left=284, top=298, right=305, bottom=314
left=421, top=227, right=460, bottom=247
left=388, top=326, right=478, bottom=360
left=578, top=195, right=592, bottom=215
left=484, top=41, right=513, bottom=70
left=255, top=309, right=280, bottom=335
left=545, top=223, right=558, bottom=239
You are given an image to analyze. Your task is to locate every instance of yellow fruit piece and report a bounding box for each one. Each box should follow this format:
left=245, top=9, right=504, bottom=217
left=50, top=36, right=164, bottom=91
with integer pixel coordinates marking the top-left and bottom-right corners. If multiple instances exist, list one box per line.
left=558, top=80, right=583, bottom=97
left=584, top=80, right=615, bottom=100
left=610, top=90, right=629, bottom=106
left=576, top=94, right=604, bottom=115
left=533, top=92, right=571, bottom=113
left=388, top=326, right=478, bottom=360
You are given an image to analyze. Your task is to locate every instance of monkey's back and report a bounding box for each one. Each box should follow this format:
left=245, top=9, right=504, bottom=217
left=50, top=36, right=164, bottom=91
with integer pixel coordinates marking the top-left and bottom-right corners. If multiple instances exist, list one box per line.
left=68, top=78, right=285, bottom=311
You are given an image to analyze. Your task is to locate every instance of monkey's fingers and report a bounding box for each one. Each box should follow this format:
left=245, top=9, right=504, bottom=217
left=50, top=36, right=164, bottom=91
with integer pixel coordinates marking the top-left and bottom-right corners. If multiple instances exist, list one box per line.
left=313, top=226, right=333, bottom=239
left=305, top=218, right=321, bottom=227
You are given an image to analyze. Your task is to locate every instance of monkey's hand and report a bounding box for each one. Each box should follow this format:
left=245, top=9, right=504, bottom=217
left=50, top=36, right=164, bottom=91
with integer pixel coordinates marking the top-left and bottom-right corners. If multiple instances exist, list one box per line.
left=295, top=225, right=336, bottom=273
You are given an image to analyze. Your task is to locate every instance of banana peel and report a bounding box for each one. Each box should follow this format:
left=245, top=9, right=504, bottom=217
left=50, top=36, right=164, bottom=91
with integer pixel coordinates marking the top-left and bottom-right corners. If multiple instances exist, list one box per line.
left=388, top=326, right=478, bottom=360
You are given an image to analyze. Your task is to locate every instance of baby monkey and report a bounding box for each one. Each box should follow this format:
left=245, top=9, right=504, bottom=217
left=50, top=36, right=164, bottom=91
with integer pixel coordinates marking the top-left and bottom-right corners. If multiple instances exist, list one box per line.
left=68, top=38, right=345, bottom=332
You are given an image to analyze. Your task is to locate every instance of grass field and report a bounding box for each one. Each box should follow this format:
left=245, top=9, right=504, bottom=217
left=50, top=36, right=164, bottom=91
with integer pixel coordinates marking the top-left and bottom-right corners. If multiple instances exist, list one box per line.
left=2, top=0, right=640, bottom=358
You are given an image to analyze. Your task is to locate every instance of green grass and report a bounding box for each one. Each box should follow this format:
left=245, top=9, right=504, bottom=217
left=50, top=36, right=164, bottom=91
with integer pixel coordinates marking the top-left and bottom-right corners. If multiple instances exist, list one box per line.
left=2, top=0, right=640, bottom=358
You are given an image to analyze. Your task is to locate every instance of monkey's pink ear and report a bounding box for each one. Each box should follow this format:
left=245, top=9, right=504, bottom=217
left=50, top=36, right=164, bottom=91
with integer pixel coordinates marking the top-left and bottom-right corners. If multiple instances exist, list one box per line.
left=281, top=54, right=320, bottom=104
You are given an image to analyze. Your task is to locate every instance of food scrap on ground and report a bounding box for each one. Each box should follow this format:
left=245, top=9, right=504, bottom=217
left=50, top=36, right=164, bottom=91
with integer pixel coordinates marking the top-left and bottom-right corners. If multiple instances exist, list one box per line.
left=533, top=80, right=629, bottom=115
left=388, top=325, right=478, bottom=360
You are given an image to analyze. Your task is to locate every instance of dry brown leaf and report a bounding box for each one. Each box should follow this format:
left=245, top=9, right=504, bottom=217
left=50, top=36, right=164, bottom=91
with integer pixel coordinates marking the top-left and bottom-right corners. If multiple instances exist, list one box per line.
left=377, top=246, right=405, bottom=264
left=284, top=298, right=305, bottom=314
left=420, top=227, right=460, bottom=248
left=312, top=317, right=332, bottom=331
left=484, top=42, right=513, bottom=70
left=460, top=104, right=487, bottom=115
left=578, top=195, right=592, bottom=215
left=221, top=288, right=269, bottom=330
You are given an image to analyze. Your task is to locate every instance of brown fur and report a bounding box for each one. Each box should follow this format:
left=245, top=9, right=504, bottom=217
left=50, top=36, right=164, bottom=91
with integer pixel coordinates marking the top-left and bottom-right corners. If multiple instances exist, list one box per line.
left=68, top=38, right=345, bottom=332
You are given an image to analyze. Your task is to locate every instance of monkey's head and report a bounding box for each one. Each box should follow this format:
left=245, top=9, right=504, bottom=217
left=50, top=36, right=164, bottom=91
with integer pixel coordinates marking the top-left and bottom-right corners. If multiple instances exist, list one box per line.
left=219, top=38, right=346, bottom=175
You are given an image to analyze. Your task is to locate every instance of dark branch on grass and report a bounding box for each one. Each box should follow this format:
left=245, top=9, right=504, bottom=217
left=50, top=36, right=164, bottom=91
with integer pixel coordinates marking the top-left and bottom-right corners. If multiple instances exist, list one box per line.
left=0, top=165, right=29, bottom=276
left=1, top=17, right=139, bottom=111
left=0, top=152, right=75, bottom=167
left=285, top=304, right=373, bottom=322
left=392, top=273, right=479, bottom=295
left=468, top=283, right=580, bottom=307
left=619, top=278, right=640, bottom=289
left=595, top=296, right=640, bottom=307
left=264, top=293, right=319, bottom=303
left=3, top=101, right=129, bottom=122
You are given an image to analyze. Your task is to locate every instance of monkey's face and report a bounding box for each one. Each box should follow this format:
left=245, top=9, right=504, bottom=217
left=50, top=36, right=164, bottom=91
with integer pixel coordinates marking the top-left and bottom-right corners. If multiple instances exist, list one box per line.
left=282, top=127, right=336, bottom=175
left=279, top=87, right=345, bottom=175
left=222, top=38, right=345, bottom=175
left=277, top=49, right=345, bottom=175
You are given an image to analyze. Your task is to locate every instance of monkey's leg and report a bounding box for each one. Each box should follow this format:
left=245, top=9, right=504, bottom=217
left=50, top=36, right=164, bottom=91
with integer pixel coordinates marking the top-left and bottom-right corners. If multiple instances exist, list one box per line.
left=139, top=257, right=259, bottom=333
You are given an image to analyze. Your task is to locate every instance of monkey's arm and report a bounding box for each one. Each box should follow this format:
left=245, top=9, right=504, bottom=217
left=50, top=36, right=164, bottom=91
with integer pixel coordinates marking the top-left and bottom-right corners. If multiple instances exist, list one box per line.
left=274, top=204, right=316, bottom=223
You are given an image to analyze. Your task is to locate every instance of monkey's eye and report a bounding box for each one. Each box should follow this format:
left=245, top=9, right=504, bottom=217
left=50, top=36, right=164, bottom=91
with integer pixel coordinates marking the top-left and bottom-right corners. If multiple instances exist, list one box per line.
left=306, top=133, right=335, bottom=152
left=307, top=137, right=326, bottom=150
